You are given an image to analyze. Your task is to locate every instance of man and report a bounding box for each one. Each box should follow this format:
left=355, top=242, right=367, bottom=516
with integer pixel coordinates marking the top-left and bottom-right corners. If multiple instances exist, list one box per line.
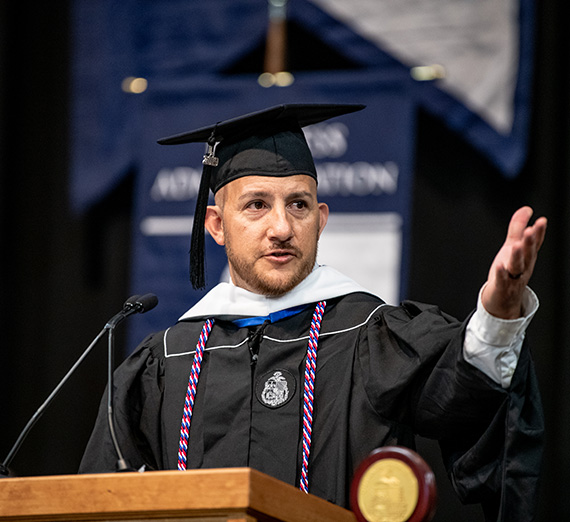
left=80, top=104, right=547, bottom=520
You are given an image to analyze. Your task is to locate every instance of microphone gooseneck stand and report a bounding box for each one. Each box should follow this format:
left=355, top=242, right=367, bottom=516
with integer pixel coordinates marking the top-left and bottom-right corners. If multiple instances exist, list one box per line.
left=105, top=293, right=158, bottom=472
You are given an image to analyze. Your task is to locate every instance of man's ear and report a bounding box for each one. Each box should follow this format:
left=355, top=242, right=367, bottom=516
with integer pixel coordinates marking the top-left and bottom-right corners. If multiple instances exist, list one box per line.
left=318, top=202, right=329, bottom=238
left=205, top=205, right=225, bottom=246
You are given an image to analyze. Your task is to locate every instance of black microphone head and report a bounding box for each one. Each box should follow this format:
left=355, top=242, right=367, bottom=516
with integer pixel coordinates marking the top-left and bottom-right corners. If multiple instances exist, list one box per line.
left=134, top=293, right=159, bottom=313
left=123, top=295, right=142, bottom=311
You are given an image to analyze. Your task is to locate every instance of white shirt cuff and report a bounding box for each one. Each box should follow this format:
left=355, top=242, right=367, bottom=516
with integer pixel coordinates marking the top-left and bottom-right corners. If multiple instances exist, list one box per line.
left=463, top=285, right=539, bottom=388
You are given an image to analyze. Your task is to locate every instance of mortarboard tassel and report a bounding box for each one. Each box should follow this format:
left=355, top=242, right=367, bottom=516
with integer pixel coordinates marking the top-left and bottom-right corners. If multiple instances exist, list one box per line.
left=190, top=133, right=219, bottom=289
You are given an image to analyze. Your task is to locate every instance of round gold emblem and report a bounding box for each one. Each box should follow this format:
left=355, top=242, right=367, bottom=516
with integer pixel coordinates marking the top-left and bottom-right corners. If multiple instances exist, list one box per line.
left=357, top=458, right=419, bottom=522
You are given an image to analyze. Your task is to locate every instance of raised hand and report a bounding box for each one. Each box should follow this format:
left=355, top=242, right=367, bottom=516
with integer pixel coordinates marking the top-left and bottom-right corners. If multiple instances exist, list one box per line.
left=481, top=206, right=547, bottom=319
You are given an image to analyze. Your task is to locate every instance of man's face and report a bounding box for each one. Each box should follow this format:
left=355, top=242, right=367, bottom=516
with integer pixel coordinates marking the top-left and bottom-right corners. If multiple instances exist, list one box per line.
left=205, top=175, right=329, bottom=296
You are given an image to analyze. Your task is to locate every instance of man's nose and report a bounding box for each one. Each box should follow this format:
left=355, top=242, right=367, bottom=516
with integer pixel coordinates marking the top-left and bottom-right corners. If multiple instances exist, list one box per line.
left=267, top=206, right=293, bottom=241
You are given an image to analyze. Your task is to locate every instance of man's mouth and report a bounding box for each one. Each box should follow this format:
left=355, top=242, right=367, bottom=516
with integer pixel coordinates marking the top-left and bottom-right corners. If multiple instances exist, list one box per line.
left=266, top=250, right=297, bottom=260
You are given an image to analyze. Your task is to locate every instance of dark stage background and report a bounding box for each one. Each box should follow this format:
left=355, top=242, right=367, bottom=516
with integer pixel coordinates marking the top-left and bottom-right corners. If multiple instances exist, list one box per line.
left=0, top=3, right=568, bottom=521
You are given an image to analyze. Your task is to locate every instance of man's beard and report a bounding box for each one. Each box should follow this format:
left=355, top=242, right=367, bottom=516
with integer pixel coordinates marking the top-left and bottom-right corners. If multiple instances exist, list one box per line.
left=225, top=238, right=318, bottom=297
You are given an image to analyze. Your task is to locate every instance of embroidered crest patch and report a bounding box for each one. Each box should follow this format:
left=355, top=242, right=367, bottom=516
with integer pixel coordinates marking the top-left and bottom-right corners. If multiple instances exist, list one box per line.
left=256, top=369, right=296, bottom=409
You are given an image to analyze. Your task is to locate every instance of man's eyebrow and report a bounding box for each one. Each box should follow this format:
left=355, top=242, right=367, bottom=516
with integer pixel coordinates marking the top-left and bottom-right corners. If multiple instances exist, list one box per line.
left=237, top=190, right=272, bottom=202
left=287, top=191, right=314, bottom=200
left=237, top=190, right=314, bottom=202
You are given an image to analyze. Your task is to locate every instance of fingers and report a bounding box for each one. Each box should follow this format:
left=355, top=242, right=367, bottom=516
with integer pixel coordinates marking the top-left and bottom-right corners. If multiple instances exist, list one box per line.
left=507, top=207, right=547, bottom=250
left=530, top=216, right=548, bottom=251
left=506, top=211, right=547, bottom=279
left=521, top=215, right=547, bottom=261
left=506, top=242, right=525, bottom=278
left=506, top=206, right=533, bottom=241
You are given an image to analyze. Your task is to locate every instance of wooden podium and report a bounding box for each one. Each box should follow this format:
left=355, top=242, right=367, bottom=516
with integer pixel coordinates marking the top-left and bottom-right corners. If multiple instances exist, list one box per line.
left=0, top=468, right=356, bottom=522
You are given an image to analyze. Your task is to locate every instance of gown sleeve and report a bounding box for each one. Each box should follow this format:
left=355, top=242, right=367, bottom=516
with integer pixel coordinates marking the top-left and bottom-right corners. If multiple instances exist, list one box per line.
left=78, top=332, right=166, bottom=473
left=360, top=300, right=544, bottom=522
left=443, top=341, right=544, bottom=522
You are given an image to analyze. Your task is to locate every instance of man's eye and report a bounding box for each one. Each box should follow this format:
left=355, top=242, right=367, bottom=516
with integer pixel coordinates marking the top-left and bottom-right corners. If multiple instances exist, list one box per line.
left=248, top=201, right=265, bottom=210
left=291, top=201, right=307, bottom=210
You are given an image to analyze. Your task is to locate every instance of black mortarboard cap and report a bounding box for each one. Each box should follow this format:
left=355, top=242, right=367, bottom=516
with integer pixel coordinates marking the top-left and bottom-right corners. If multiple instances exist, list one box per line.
left=157, top=103, right=365, bottom=289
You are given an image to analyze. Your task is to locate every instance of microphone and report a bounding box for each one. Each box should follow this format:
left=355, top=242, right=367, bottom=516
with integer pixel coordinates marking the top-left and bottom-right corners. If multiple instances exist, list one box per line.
left=0, top=294, right=158, bottom=478
left=106, top=293, right=158, bottom=471
left=125, top=293, right=159, bottom=314
left=105, top=293, right=158, bottom=329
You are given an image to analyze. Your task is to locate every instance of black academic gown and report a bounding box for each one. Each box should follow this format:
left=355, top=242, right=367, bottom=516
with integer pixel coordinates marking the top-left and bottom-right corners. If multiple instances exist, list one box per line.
left=79, top=292, right=543, bottom=521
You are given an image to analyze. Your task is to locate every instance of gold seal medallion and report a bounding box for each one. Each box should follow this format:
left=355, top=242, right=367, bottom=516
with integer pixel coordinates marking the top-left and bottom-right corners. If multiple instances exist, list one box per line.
left=357, top=458, right=419, bottom=522
left=351, top=447, right=436, bottom=522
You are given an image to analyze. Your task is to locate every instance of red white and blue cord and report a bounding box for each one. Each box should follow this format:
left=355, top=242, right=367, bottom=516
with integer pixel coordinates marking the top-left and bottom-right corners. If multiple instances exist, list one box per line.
left=300, top=300, right=325, bottom=493
left=177, top=318, right=214, bottom=470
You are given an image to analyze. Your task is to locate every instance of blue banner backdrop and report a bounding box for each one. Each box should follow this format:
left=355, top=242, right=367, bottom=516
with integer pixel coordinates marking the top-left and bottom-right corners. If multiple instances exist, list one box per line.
left=69, top=0, right=534, bottom=348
